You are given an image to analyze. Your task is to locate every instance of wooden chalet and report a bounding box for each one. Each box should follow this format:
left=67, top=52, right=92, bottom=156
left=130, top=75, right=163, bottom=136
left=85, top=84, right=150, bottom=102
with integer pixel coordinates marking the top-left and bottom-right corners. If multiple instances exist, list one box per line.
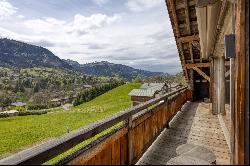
left=128, top=83, right=169, bottom=106
left=0, top=0, right=248, bottom=165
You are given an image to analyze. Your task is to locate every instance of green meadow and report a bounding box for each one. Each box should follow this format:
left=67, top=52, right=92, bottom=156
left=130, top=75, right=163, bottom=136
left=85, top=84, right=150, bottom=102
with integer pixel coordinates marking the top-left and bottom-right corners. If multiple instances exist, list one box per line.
left=0, top=83, right=140, bottom=162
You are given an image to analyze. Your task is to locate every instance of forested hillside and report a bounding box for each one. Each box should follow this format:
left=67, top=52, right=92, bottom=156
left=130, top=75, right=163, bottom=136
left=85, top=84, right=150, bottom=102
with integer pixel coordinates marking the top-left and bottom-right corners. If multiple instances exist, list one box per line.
left=0, top=67, right=122, bottom=110
left=0, top=38, right=72, bottom=69
left=64, top=60, right=164, bottom=81
left=0, top=38, right=165, bottom=81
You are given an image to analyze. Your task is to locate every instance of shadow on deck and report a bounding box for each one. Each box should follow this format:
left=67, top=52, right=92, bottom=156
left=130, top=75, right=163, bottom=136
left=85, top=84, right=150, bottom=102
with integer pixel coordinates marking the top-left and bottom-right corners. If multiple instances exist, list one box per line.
left=136, top=102, right=230, bottom=165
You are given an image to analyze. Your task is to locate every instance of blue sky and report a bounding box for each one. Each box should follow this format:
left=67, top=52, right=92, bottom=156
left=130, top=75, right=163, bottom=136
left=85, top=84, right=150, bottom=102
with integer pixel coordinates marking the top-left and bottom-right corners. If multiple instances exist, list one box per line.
left=0, top=0, right=181, bottom=74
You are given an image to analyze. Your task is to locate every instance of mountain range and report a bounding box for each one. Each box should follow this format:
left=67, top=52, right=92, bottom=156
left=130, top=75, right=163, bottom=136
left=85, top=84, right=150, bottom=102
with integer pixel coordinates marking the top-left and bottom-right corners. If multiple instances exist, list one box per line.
left=0, top=38, right=72, bottom=70
left=64, top=59, right=164, bottom=81
left=0, top=38, right=164, bottom=81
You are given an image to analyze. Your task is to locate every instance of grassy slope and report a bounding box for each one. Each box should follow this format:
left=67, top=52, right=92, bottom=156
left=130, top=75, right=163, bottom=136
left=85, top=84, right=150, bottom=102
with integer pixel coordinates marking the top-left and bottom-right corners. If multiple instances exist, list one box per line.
left=0, top=83, right=140, bottom=157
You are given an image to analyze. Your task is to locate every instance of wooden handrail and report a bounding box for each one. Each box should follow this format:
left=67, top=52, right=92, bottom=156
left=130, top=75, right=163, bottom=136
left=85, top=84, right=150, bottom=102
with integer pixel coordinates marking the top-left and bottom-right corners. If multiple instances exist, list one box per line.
left=0, top=87, right=187, bottom=165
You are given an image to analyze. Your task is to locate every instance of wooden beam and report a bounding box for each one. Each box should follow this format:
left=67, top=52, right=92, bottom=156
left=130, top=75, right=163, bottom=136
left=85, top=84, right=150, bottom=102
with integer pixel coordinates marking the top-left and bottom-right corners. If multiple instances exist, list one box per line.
left=189, top=42, right=194, bottom=63
left=167, top=0, right=180, bottom=37
left=185, top=63, right=211, bottom=69
left=178, top=43, right=189, bottom=80
left=234, top=0, right=246, bottom=164
left=178, top=35, right=200, bottom=43
left=192, top=41, right=201, bottom=51
left=197, top=0, right=218, bottom=7
left=193, top=67, right=211, bottom=82
left=176, top=0, right=196, bottom=10
left=210, top=60, right=214, bottom=105
left=184, top=0, right=191, bottom=35
left=225, top=61, right=230, bottom=66
left=225, top=69, right=230, bottom=78
left=186, top=59, right=201, bottom=63
left=128, top=116, right=133, bottom=165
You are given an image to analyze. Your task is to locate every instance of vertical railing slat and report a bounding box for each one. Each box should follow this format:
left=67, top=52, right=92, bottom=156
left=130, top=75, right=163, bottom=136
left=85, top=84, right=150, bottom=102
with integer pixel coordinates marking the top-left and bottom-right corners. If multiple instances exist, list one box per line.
left=128, top=116, right=133, bottom=164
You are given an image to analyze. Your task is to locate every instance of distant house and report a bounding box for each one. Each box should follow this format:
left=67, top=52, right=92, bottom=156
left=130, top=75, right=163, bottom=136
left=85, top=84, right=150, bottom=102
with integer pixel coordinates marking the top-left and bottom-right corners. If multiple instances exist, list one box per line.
left=0, top=110, right=19, bottom=116
left=50, top=98, right=62, bottom=103
left=83, top=85, right=92, bottom=89
left=50, top=96, right=73, bottom=106
left=50, top=98, right=65, bottom=106
left=11, top=102, right=26, bottom=107
left=128, top=83, right=169, bottom=106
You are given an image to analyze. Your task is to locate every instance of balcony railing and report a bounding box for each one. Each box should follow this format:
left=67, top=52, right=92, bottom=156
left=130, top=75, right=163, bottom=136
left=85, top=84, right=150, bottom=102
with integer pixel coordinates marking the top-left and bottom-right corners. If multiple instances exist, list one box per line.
left=0, top=87, right=191, bottom=165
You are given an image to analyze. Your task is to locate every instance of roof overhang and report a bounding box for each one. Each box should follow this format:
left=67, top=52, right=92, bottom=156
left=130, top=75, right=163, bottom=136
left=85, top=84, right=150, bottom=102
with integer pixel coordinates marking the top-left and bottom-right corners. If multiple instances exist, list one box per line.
left=196, top=0, right=222, bottom=59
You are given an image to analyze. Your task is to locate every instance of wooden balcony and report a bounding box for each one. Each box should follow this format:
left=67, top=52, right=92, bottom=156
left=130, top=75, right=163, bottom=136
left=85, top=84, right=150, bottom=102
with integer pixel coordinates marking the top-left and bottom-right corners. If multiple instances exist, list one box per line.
left=0, top=87, right=230, bottom=165
left=137, top=102, right=230, bottom=165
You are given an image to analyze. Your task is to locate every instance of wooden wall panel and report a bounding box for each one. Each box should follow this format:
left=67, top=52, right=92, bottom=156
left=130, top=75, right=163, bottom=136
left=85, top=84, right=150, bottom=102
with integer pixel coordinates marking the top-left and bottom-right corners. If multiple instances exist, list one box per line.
left=187, top=89, right=193, bottom=101
left=120, top=135, right=128, bottom=165
left=84, top=157, right=95, bottom=165
left=234, top=0, right=247, bottom=164
left=144, top=114, right=153, bottom=146
left=95, top=147, right=112, bottom=165
left=67, top=128, right=127, bottom=165
left=111, top=139, right=121, bottom=165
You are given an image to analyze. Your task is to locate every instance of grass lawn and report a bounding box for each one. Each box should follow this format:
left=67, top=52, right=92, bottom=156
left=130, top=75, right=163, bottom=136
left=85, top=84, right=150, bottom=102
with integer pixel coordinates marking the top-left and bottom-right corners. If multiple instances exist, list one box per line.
left=0, top=83, right=141, bottom=160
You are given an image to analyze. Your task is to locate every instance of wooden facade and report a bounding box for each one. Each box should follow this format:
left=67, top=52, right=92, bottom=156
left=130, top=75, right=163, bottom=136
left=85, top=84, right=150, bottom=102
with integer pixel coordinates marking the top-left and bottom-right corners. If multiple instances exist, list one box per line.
left=233, top=0, right=248, bottom=164
left=130, top=96, right=153, bottom=106
left=129, top=83, right=170, bottom=106
left=166, top=0, right=249, bottom=164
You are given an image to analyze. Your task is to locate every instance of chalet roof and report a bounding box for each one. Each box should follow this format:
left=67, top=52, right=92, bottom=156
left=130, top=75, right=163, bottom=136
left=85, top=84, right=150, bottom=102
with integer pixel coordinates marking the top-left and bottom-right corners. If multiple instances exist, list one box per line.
left=128, top=89, right=156, bottom=97
left=129, top=83, right=166, bottom=97
left=140, top=83, right=166, bottom=91
left=83, top=85, right=92, bottom=88
left=165, top=0, right=203, bottom=80
left=0, top=110, right=18, bottom=114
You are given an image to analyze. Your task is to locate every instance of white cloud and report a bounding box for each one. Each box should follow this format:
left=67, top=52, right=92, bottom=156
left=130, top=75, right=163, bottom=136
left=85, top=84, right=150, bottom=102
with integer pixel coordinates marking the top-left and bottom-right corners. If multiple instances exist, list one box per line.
left=17, top=15, right=25, bottom=19
left=93, top=0, right=109, bottom=6
left=0, top=0, right=17, bottom=19
left=23, top=14, right=121, bottom=36
left=66, top=14, right=121, bottom=35
left=127, top=0, right=163, bottom=12
left=23, top=17, right=66, bottom=34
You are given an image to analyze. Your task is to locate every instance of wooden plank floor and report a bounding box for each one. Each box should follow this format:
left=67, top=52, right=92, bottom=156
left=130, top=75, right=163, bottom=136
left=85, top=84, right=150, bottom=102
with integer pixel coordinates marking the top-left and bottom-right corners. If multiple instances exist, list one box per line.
left=136, top=102, right=230, bottom=165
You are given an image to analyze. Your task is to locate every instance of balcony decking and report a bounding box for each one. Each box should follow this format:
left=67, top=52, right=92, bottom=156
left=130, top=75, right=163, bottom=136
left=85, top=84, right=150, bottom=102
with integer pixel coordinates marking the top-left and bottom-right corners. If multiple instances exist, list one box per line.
left=137, top=102, right=230, bottom=165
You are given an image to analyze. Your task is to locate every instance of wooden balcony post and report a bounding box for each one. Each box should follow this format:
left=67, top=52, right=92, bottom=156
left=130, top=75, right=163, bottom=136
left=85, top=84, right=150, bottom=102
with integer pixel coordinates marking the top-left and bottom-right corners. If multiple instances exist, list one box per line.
left=212, top=56, right=226, bottom=115
left=166, top=104, right=170, bottom=129
left=188, top=69, right=194, bottom=101
left=128, top=116, right=133, bottom=165
left=220, top=56, right=226, bottom=115
left=210, top=58, right=214, bottom=112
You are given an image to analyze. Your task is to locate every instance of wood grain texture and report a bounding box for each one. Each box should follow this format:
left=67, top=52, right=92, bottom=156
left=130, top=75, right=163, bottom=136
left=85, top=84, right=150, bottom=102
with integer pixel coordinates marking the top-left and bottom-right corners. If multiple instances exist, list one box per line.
left=178, top=35, right=200, bottom=43
left=68, top=127, right=127, bottom=165
left=185, top=63, right=211, bottom=69
left=111, top=138, right=121, bottom=165
left=120, top=135, right=128, bottom=165
left=193, top=67, right=211, bottom=82
left=234, top=0, right=246, bottom=164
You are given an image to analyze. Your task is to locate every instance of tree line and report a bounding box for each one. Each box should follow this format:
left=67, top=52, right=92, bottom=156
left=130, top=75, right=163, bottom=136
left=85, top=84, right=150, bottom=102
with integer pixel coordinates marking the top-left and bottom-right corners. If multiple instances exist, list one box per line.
left=73, top=80, right=125, bottom=106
